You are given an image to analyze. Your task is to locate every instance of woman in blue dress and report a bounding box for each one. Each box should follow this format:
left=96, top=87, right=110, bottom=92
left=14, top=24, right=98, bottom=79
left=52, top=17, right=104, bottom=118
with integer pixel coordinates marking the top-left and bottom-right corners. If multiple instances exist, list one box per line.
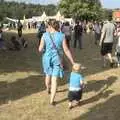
left=39, top=19, right=75, bottom=105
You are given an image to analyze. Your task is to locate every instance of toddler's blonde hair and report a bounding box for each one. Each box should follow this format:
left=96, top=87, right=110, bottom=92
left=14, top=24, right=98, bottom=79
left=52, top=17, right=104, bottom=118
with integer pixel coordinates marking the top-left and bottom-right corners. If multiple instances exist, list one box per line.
left=72, top=63, right=81, bottom=72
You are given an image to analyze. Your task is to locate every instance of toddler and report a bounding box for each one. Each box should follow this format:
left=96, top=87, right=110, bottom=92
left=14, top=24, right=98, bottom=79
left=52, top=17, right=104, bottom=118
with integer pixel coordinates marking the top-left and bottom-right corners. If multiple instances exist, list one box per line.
left=68, top=63, right=84, bottom=109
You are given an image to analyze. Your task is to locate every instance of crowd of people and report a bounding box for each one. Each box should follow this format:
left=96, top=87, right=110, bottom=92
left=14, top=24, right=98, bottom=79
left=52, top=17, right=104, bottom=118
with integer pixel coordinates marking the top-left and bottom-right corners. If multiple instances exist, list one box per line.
left=37, top=20, right=103, bottom=48
left=8, top=20, right=38, bottom=30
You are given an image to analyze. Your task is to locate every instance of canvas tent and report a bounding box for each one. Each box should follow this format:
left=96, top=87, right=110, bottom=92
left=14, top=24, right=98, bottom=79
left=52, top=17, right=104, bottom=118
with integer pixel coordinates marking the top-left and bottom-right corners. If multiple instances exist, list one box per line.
left=113, top=10, right=120, bottom=22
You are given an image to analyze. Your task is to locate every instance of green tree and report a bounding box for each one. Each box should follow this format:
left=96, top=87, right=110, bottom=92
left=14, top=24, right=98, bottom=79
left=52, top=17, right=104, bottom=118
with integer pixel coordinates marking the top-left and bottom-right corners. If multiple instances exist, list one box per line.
left=0, top=1, right=57, bottom=21
left=59, top=0, right=102, bottom=20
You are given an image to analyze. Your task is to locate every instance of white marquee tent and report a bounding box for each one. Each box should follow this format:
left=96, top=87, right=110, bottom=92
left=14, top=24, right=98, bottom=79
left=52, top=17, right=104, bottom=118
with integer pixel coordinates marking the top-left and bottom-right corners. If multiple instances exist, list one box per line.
left=6, top=11, right=73, bottom=24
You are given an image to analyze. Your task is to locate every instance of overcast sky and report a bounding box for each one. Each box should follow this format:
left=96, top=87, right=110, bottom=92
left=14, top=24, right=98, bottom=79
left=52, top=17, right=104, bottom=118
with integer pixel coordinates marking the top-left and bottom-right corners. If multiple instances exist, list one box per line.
left=4, top=0, right=120, bottom=9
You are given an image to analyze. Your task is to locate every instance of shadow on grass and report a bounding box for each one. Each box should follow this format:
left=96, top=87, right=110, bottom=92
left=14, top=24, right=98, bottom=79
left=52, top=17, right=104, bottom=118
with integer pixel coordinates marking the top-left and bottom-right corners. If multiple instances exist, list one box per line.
left=55, top=76, right=117, bottom=106
left=57, top=89, right=68, bottom=93
left=73, top=33, right=116, bottom=77
left=0, top=32, right=118, bottom=107
left=0, top=31, right=114, bottom=76
left=0, top=74, right=69, bottom=106
left=0, top=75, right=45, bottom=105
left=69, top=76, right=117, bottom=109
left=84, top=76, right=117, bottom=93
left=74, top=95, right=120, bottom=120
left=56, top=98, right=68, bottom=105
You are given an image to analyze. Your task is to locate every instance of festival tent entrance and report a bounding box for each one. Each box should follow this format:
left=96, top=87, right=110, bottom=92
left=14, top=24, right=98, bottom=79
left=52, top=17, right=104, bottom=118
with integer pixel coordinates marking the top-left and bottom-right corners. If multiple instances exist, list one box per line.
left=6, top=11, right=73, bottom=24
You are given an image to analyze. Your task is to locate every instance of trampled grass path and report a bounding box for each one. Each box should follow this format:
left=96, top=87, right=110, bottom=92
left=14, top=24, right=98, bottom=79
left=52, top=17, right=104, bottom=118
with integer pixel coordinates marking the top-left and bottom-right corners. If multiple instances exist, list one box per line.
left=0, top=30, right=120, bottom=120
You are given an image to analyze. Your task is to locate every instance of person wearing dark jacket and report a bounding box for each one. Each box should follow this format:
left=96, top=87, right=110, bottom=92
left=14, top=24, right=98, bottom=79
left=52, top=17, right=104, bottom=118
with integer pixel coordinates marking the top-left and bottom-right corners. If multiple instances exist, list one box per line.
left=74, top=21, right=83, bottom=49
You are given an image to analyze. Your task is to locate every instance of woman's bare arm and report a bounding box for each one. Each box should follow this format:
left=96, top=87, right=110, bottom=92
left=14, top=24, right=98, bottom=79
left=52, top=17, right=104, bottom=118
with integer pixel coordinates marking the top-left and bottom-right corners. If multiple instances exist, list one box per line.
left=62, top=39, right=74, bottom=65
left=38, top=39, right=44, bottom=53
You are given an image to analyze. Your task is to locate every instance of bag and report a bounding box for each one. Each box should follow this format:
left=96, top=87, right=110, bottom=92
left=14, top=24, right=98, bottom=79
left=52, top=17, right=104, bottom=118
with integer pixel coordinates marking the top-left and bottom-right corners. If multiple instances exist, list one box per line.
left=49, top=33, right=69, bottom=70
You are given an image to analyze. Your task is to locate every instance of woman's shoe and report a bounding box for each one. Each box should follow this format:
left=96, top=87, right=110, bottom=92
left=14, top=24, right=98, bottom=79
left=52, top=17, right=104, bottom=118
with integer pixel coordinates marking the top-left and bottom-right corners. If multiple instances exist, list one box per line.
left=117, top=63, right=120, bottom=67
left=48, top=89, right=51, bottom=94
left=47, top=88, right=51, bottom=94
left=68, top=105, right=73, bottom=109
left=50, top=101, right=56, bottom=106
left=68, top=102, right=73, bottom=109
left=110, top=62, right=114, bottom=68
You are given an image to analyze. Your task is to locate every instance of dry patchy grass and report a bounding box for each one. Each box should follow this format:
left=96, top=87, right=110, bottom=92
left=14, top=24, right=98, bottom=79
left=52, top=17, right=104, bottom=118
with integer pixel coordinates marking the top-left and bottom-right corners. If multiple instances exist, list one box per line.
left=0, top=30, right=120, bottom=120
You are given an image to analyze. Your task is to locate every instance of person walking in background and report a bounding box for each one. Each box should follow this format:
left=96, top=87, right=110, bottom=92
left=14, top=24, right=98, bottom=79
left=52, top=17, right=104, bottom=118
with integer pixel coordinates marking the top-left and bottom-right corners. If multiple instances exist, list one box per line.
left=17, top=19, right=23, bottom=38
left=0, top=27, right=5, bottom=50
left=37, top=21, right=46, bottom=46
left=82, top=20, right=87, bottom=33
left=86, top=21, right=93, bottom=34
left=94, top=21, right=101, bottom=45
left=62, top=22, right=72, bottom=48
left=61, top=22, right=65, bottom=32
left=99, top=19, right=115, bottom=68
left=86, top=21, right=94, bottom=42
left=68, top=63, right=84, bottom=109
left=74, top=21, right=83, bottom=49
left=39, top=19, right=75, bottom=105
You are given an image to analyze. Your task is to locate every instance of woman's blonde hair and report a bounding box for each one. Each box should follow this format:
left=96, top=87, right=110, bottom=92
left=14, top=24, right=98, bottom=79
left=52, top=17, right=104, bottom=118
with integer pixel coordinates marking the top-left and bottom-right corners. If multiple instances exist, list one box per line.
left=47, top=19, right=60, bottom=31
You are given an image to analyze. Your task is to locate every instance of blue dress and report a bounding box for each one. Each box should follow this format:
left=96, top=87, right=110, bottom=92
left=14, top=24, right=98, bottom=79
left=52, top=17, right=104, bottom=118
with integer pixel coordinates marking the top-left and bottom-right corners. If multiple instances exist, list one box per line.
left=41, top=31, right=65, bottom=78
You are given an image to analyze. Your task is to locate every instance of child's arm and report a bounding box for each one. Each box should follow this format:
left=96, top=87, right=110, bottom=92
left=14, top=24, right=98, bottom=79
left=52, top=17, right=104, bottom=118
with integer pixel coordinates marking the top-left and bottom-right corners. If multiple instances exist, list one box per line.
left=80, top=79, right=84, bottom=89
left=80, top=80, right=83, bottom=85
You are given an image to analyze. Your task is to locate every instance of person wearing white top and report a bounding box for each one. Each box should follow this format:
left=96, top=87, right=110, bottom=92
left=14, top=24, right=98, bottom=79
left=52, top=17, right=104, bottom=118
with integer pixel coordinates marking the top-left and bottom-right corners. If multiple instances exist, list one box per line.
left=62, top=22, right=71, bottom=48
left=94, top=21, right=101, bottom=45
left=99, top=19, right=115, bottom=68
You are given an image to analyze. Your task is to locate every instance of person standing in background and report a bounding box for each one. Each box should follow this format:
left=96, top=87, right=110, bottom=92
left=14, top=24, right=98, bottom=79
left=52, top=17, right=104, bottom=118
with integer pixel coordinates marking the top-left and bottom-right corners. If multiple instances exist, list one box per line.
left=74, top=21, right=83, bottom=49
left=62, top=22, right=72, bottom=48
left=17, top=19, right=23, bottom=38
left=94, top=21, right=101, bottom=45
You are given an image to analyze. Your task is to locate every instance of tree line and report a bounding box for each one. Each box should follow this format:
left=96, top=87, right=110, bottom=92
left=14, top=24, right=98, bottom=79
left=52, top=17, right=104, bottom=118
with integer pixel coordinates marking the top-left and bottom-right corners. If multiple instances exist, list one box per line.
left=0, top=0, right=113, bottom=23
left=59, top=0, right=113, bottom=21
left=0, top=0, right=57, bottom=21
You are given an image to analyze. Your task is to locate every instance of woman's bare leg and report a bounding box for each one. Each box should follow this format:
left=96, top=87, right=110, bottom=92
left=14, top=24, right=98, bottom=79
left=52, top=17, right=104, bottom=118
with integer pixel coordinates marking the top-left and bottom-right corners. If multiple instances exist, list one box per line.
left=50, top=76, right=57, bottom=104
left=68, top=102, right=72, bottom=109
left=45, top=75, right=51, bottom=93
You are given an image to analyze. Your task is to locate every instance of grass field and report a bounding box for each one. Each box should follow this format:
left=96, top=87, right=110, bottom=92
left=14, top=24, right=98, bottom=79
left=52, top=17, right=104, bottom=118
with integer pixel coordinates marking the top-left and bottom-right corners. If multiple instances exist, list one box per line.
left=0, top=30, right=120, bottom=120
